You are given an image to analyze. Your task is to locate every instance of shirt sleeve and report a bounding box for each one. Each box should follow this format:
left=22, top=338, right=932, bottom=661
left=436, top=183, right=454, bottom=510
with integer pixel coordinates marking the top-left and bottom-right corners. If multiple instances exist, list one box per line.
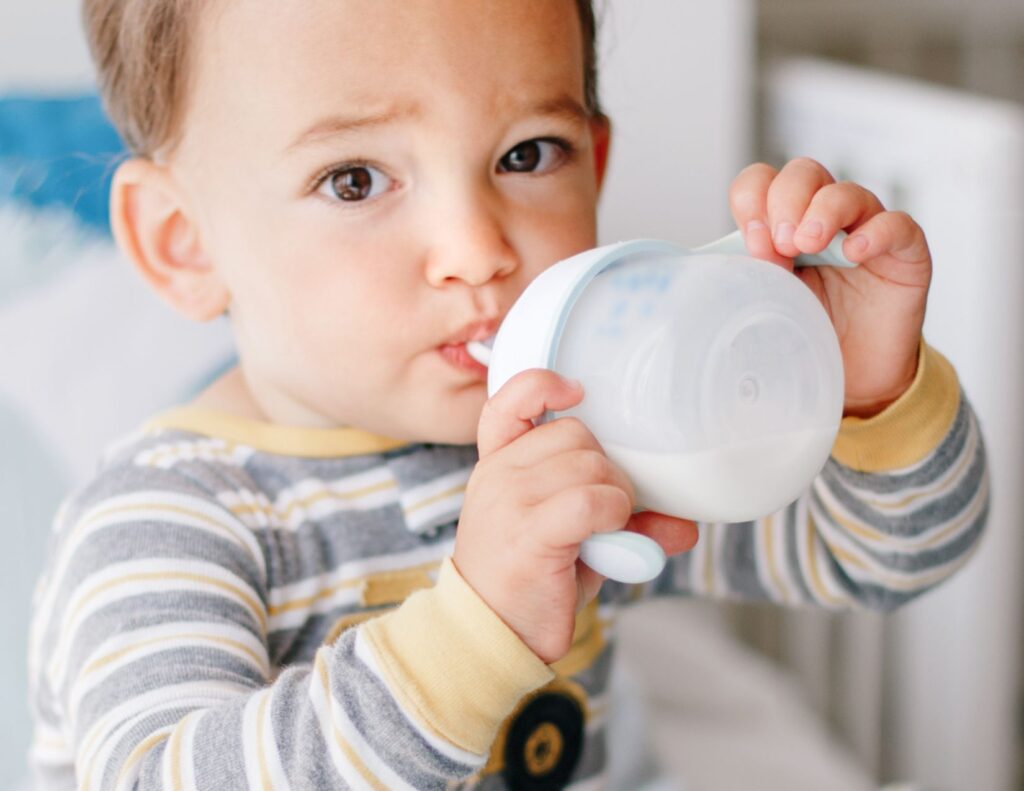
left=28, top=465, right=552, bottom=790
left=634, top=342, right=990, bottom=611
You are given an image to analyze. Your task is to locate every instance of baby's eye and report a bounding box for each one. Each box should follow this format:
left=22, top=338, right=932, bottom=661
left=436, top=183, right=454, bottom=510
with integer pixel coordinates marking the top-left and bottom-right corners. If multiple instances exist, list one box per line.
left=498, top=138, right=570, bottom=174
left=317, top=164, right=393, bottom=203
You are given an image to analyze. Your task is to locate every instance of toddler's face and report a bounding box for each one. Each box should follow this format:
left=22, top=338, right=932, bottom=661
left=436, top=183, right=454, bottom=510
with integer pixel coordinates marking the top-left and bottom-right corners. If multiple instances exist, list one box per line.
left=171, top=0, right=608, bottom=443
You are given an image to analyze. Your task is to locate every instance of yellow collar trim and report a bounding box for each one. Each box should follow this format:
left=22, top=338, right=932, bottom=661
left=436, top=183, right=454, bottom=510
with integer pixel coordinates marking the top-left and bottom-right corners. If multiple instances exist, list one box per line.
left=144, top=407, right=409, bottom=458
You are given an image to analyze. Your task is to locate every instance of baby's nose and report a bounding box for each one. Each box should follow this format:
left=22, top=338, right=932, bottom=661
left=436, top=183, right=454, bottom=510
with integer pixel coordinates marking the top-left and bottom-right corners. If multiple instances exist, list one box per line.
left=424, top=200, right=519, bottom=287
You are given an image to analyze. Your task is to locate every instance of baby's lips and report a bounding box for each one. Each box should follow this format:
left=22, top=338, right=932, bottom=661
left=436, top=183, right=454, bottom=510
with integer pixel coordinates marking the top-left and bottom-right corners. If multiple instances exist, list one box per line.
left=465, top=336, right=495, bottom=367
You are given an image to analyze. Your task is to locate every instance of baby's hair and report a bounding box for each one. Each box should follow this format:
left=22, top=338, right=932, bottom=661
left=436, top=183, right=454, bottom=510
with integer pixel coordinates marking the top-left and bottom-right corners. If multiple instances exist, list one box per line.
left=81, top=0, right=604, bottom=159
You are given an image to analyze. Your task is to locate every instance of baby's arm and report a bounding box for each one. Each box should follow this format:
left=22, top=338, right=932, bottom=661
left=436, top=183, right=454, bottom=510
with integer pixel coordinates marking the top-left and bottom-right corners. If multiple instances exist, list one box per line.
left=29, top=467, right=551, bottom=789
left=646, top=341, right=988, bottom=610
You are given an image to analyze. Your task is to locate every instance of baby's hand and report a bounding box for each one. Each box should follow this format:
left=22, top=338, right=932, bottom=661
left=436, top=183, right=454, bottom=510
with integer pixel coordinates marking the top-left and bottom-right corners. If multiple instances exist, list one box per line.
left=730, top=158, right=932, bottom=417
left=454, top=370, right=697, bottom=664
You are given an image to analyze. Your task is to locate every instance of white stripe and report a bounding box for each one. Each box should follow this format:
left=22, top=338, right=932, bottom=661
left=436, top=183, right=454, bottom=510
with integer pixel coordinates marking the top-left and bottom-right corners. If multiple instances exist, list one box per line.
left=307, top=655, right=376, bottom=791
left=80, top=682, right=247, bottom=790
left=50, top=559, right=266, bottom=690
left=353, top=632, right=485, bottom=768
left=584, top=692, right=609, bottom=735
left=842, top=415, right=980, bottom=510
left=36, top=491, right=266, bottom=667
left=810, top=493, right=988, bottom=594
left=176, top=712, right=203, bottom=791
left=29, top=728, right=76, bottom=767
left=399, top=467, right=471, bottom=532
left=261, top=685, right=292, bottom=791
left=756, top=514, right=792, bottom=603
left=242, top=690, right=268, bottom=791
left=813, top=448, right=988, bottom=555
left=267, top=542, right=453, bottom=633
left=134, top=438, right=255, bottom=469
left=69, top=621, right=270, bottom=722
left=113, top=724, right=175, bottom=790
left=312, top=649, right=418, bottom=791
left=242, top=467, right=400, bottom=532
left=808, top=524, right=856, bottom=608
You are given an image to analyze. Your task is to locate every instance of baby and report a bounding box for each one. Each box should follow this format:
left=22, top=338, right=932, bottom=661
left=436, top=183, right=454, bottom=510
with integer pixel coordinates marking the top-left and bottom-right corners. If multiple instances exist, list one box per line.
left=28, top=1, right=988, bottom=789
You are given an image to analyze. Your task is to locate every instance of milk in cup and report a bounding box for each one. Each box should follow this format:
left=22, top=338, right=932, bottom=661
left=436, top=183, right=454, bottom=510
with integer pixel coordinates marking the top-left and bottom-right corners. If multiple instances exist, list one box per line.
left=474, top=234, right=851, bottom=582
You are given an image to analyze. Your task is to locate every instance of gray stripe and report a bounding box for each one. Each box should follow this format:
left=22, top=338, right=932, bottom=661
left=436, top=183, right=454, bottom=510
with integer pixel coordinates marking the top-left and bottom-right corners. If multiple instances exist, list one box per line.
left=333, top=632, right=479, bottom=785
left=827, top=394, right=971, bottom=493
left=721, top=520, right=774, bottom=600
left=783, top=501, right=816, bottom=604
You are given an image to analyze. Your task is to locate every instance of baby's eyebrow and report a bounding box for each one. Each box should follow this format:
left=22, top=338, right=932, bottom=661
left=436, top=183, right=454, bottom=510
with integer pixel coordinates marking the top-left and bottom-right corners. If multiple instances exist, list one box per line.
left=523, top=94, right=590, bottom=126
left=286, top=103, right=423, bottom=152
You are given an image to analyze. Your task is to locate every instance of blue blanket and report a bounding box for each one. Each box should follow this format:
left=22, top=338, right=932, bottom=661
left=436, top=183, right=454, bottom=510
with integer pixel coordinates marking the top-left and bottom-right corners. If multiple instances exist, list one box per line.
left=0, top=94, right=124, bottom=233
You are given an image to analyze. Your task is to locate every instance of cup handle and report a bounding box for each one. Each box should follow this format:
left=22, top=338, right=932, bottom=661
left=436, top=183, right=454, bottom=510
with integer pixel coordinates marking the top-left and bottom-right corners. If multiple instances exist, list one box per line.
left=579, top=531, right=667, bottom=584
left=693, top=229, right=859, bottom=269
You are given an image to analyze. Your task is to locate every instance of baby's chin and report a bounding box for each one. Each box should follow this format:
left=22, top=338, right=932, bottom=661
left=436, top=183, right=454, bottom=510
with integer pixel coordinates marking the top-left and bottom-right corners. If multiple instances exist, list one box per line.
left=390, top=389, right=485, bottom=447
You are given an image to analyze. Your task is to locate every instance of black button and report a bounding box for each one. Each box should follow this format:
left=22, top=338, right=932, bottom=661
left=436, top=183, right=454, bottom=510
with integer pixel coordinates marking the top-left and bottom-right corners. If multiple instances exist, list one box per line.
left=502, top=692, right=584, bottom=790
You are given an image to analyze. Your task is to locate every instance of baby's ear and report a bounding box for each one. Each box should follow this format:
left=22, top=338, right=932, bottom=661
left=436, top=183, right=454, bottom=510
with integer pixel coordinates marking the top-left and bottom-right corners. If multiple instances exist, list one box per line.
left=589, top=114, right=612, bottom=194
left=110, top=158, right=229, bottom=321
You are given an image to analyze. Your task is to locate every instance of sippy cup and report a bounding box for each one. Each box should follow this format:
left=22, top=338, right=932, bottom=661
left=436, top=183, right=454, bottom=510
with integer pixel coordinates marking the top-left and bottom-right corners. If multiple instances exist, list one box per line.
left=468, top=231, right=856, bottom=584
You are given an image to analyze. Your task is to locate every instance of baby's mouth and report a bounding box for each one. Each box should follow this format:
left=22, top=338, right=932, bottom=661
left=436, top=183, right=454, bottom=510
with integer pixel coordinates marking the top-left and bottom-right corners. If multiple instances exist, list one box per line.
left=465, top=337, right=495, bottom=367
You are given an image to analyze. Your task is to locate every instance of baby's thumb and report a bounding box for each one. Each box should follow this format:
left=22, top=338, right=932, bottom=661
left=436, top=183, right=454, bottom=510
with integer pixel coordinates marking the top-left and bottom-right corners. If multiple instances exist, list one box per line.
left=477, top=369, right=584, bottom=458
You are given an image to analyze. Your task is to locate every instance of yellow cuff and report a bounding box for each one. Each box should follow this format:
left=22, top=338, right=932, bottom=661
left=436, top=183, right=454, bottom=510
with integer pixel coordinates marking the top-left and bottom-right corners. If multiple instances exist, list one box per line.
left=361, top=557, right=555, bottom=755
left=831, top=341, right=960, bottom=473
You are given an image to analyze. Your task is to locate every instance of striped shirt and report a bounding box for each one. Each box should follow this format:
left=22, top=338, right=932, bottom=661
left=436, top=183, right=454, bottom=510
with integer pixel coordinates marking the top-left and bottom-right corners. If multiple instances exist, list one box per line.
left=27, top=343, right=988, bottom=790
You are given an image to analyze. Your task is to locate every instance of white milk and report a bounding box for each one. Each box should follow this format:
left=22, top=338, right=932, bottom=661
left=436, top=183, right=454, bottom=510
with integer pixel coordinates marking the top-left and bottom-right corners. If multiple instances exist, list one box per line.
left=604, top=426, right=837, bottom=523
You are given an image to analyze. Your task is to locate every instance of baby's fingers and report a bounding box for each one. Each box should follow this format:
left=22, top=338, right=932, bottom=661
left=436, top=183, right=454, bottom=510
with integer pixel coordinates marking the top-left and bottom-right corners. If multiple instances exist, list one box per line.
left=477, top=369, right=584, bottom=458
left=535, top=484, right=634, bottom=548
left=625, top=511, right=699, bottom=557
left=792, top=181, right=885, bottom=257
left=730, top=163, right=790, bottom=268
left=841, top=210, right=931, bottom=276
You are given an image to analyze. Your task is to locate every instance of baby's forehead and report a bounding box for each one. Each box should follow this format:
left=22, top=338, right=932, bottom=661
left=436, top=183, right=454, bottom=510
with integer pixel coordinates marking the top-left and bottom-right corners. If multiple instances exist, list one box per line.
left=184, top=0, right=587, bottom=151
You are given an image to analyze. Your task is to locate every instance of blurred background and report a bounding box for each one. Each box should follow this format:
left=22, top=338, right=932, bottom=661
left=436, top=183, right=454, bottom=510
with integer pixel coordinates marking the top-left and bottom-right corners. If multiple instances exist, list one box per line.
left=1, top=1, right=1021, bottom=789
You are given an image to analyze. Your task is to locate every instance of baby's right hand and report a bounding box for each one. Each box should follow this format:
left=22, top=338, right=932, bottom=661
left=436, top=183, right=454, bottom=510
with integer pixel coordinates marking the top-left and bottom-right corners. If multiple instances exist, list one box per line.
left=453, top=370, right=696, bottom=664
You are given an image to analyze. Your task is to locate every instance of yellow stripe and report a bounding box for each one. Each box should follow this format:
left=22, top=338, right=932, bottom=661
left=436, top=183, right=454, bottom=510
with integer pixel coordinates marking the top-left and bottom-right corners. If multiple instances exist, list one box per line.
left=402, top=484, right=467, bottom=516
left=549, top=600, right=606, bottom=677
left=268, top=560, right=441, bottom=617
left=230, top=479, right=397, bottom=524
left=860, top=427, right=976, bottom=510
left=145, top=407, right=409, bottom=458
left=112, top=729, right=172, bottom=790
left=702, top=528, right=715, bottom=594
left=833, top=342, right=960, bottom=472
left=169, top=715, right=185, bottom=791
left=819, top=482, right=989, bottom=592
left=314, top=653, right=389, bottom=790
left=82, top=501, right=253, bottom=555
left=257, top=691, right=274, bottom=791
left=804, top=514, right=847, bottom=606
left=761, top=514, right=790, bottom=604
left=362, top=559, right=553, bottom=755
left=83, top=633, right=266, bottom=678
left=68, top=571, right=266, bottom=632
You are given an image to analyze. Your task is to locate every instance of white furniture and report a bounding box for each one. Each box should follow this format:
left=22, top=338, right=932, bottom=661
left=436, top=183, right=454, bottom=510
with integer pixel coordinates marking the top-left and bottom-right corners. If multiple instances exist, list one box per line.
left=765, top=57, right=1024, bottom=791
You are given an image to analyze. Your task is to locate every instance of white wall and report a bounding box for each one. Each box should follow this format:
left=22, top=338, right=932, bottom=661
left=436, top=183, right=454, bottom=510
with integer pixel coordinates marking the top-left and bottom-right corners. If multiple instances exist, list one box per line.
left=0, top=3, right=95, bottom=91
left=597, top=0, right=755, bottom=246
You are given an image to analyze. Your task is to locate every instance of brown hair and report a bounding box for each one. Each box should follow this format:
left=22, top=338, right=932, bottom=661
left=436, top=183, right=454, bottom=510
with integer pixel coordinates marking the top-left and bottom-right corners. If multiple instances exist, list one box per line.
left=82, top=0, right=604, bottom=159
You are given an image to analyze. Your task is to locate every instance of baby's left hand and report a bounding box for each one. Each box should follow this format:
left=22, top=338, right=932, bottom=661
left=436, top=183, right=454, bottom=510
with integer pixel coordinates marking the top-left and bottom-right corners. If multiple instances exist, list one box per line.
left=729, top=158, right=932, bottom=418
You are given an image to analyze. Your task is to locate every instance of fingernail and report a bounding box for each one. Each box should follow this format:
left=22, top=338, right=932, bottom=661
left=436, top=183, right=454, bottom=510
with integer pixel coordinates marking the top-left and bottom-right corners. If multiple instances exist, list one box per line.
left=774, top=222, right=796, bottom=247
left=847, top=234, right=869, bottom=255
left=745, top=219, right=767, bottom=235
left=796, top=220, right=823, bottom=240
left=561, top=375, right=583, bottom=391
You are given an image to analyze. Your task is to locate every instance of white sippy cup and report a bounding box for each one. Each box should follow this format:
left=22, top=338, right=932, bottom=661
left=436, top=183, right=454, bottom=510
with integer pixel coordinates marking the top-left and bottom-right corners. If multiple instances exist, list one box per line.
left=468, top=230, right=856, bottom=584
